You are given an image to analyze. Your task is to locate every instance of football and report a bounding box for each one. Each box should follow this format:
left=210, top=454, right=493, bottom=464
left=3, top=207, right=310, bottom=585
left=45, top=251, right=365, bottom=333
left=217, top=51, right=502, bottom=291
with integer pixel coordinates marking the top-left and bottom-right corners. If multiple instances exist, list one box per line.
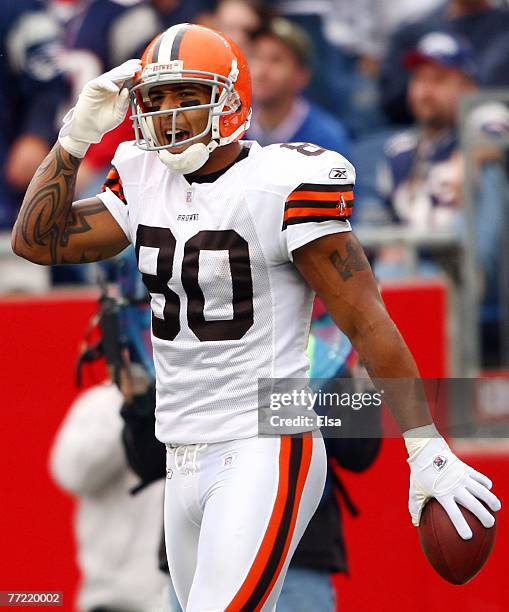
left=419, top=499, right=497, bottom=584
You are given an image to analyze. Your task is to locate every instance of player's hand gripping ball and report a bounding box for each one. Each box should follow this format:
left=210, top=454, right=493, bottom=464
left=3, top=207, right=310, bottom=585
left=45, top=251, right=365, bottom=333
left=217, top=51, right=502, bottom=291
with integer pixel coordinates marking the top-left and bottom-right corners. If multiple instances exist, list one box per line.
left=407, top=436, right=500, bottom=538
left=405, top=427, right=500, bottom=582
left=404, top=425, right=500, bottom=584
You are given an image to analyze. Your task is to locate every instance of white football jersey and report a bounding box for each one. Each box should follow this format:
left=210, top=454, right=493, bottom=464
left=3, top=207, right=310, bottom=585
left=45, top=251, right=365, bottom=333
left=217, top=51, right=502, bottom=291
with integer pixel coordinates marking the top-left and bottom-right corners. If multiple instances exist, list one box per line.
left=98, top=140, right=355, bottom=444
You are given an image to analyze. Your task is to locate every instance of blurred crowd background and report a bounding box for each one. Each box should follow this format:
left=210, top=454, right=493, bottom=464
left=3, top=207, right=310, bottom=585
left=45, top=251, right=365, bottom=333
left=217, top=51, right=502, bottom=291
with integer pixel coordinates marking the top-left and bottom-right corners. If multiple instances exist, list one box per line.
left=2, top=0, right=509, bottom=372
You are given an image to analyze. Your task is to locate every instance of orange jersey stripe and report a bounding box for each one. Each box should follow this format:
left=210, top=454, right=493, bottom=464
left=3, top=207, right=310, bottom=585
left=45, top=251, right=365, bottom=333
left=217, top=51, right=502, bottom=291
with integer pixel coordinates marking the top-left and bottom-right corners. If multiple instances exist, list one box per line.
left=105, top=168, right=118, bottom=181
left=102, top=167, right=126, bottom=204
left=287, top=190, right=354, bottom=203
left=225, top=437, right=293, bottom=611
left=283, top=207, right=351, bottom=222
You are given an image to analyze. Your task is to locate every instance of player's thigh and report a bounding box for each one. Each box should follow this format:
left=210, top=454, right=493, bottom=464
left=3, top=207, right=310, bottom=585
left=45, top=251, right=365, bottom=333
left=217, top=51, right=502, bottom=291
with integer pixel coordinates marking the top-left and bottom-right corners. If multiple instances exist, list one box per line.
left=187, top=433, right=327, bottom=612
left=164, top=451, right=201, bottom=610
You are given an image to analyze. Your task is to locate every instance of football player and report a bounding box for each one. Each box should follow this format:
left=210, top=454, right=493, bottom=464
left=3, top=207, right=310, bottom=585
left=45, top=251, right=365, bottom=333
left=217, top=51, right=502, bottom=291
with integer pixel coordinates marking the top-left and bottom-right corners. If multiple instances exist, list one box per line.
left=12, top=24, right=500, bottom=611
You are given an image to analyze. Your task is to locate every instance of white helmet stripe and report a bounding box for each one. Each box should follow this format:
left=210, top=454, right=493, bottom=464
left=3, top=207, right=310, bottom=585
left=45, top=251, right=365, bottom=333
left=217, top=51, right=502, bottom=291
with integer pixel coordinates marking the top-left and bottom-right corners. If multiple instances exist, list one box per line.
left=156, top=23, right=189, bottom=63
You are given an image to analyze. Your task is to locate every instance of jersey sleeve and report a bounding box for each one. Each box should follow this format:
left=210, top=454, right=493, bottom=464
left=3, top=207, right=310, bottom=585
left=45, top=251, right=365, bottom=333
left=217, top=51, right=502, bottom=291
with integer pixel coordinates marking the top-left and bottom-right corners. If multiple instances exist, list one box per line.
left=96, top=165, right=131, bottom=242
left=282, top=151, right=355, bottom=260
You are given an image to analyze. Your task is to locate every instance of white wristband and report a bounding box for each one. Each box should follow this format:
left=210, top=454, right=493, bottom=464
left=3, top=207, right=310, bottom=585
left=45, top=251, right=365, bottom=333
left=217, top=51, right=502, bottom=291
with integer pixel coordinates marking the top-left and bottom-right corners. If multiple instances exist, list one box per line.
left=403, top=423, right=441, bottom=460
left=58, top=134, right=90, bottom=159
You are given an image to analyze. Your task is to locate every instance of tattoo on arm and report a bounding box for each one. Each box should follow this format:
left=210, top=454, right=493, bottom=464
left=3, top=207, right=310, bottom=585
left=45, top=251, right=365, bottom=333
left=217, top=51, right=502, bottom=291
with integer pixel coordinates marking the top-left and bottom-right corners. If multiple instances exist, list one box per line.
left=16, top=143, right=91, bottom=264
left=60, top=200, right=106, bottom=246
left=329, top=236, right=369, bottom=281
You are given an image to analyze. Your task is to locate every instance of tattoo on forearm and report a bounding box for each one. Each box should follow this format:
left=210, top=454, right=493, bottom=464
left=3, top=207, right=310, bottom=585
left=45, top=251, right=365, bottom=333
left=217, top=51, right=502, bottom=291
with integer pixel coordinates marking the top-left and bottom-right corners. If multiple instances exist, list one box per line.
left=16, top=144, right=103, bottom=264
left=329, top=237, right=368, bottom=281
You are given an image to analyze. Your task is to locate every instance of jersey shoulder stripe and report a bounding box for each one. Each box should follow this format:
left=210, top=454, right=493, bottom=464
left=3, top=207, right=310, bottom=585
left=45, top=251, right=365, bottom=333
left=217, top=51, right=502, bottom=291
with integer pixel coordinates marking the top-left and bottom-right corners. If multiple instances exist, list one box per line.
left=282, top=182, right=354, bottom=230
left=102, top=166, right=127, bottom=204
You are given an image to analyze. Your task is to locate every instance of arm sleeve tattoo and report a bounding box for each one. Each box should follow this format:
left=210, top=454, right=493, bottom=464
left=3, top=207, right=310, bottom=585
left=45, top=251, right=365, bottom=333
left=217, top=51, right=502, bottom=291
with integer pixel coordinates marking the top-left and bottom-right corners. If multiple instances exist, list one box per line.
left=13, top=144, right=107, bottom=264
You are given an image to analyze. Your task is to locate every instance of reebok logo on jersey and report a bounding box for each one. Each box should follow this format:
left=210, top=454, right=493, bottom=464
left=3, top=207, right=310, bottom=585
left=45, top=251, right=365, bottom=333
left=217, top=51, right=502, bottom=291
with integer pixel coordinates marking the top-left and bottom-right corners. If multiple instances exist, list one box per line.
left=177, top=213, right=199, bottom=221
left=329, top=168, right=348, bottom=180
left=222, top=452, right=237, bottom=467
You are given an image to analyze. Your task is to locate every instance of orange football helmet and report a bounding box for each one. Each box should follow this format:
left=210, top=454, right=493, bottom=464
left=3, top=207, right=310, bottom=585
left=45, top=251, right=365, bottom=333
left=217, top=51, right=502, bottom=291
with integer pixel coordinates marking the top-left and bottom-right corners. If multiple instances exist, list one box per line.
left=129, top=23, right=252, bottom=173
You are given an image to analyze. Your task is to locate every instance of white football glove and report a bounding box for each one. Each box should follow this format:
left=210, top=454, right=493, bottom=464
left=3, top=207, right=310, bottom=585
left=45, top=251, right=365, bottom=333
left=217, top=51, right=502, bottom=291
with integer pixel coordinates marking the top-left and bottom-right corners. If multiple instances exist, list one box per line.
left=405, top=424, right=501, bottom=540
left=59, top=59, right=141, bottom=158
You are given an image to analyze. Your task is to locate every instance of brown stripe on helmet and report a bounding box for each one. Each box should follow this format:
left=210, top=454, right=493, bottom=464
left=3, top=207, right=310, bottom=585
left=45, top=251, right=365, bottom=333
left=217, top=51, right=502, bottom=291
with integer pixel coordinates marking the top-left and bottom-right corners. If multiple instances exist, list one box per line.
left=152, top=35, right=163, bottom=63
left=171, top=24, right=190, bottom=61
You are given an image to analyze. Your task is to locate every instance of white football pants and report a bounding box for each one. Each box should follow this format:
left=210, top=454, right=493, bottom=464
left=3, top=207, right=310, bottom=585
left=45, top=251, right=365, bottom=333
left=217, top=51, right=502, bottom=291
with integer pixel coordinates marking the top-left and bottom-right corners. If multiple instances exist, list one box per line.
left=164, top=433, right=327, bottom=612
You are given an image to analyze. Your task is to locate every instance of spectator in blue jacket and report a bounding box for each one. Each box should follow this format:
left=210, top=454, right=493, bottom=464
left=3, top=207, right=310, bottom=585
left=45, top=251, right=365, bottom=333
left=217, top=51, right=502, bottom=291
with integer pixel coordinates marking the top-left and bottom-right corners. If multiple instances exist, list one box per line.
left=247, top=17, right=350, bottom=157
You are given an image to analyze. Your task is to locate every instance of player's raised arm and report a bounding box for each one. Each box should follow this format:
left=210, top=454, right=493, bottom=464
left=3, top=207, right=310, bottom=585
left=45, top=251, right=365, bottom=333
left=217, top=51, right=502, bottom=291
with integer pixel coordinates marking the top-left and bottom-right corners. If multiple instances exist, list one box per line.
left=11, top=59, right=141, bottom=265
left=294, top=231, right=501, bottom=539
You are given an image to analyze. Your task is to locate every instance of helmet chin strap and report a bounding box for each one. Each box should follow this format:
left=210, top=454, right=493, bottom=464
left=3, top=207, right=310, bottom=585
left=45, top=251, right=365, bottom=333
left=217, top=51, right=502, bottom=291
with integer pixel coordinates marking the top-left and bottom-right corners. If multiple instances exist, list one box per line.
left=157, top=139, right=218, bottom=174
left=144, top=116, right=219, bottom=174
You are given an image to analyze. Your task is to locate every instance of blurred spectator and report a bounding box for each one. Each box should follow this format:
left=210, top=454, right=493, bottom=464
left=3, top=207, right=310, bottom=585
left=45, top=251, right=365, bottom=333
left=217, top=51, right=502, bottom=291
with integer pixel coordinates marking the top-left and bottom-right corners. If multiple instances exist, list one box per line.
left=49, top=381, right=167, bottom=612
left=266, top=0, right=443, bottom=135
left=375, top=31, right=508, bottom=363
left=1, top=1, right=67, bottom=222
left=380, top=0, right=509, bottom=124
left=325, top=0, right=444, bottom=62
left=52, top=0, right=158, bottom=78
left=53, top=0, right=215, bottom=92
left=213, top=0, right=273, bottom=57
left=150, top=0, right=216, bottom=27
left=248, top=17, right=350, bottom=155
left=264, top=0, right=338, bottom=116
left=377, top=33, right=478, bottom=232
left=0, top=0, right=68, bottom=291
left=270, top=0, right=442, bottom=65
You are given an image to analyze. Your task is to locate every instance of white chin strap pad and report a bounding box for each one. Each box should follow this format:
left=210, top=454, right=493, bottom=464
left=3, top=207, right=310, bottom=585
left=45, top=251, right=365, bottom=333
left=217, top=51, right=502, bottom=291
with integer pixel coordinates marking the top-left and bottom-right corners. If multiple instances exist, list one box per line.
left=157, top=143, right=211, bottom=174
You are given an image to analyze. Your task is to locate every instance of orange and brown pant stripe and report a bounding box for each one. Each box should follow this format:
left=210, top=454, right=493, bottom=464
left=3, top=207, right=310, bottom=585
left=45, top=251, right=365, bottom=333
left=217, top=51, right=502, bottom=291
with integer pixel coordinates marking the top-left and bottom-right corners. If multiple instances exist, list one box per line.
left=225, top=433, right=314, bottom=611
